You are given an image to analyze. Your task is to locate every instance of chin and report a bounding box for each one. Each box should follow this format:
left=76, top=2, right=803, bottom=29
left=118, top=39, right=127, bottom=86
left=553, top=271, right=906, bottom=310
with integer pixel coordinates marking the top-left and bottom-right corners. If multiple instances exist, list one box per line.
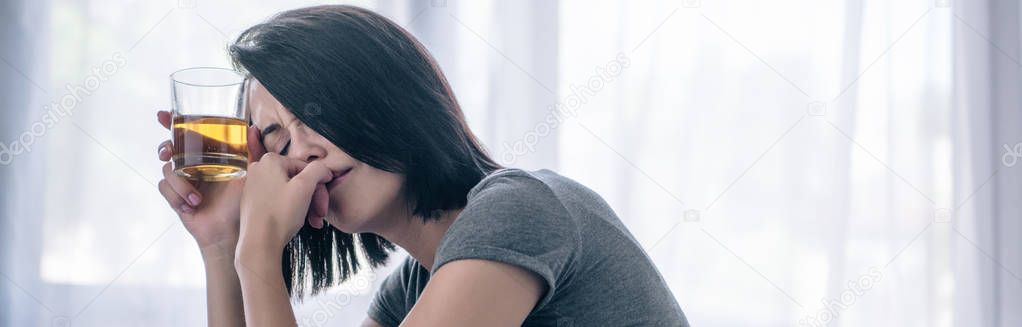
left=325, top=210, right=364, bottom=234
left=325, top=192, right=356, bottom=232
left=325, top=191, right=396, bottom=234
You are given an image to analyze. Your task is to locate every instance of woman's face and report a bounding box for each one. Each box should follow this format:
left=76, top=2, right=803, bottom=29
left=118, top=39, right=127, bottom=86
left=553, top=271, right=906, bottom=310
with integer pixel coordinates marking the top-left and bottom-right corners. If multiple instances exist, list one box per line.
left=247, top=79, right=406, bottom=233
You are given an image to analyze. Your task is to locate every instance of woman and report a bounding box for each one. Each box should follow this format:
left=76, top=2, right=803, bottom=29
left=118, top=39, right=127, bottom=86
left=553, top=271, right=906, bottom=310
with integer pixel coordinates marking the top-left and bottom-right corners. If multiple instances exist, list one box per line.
left=156, top=5, right=688, bottom=327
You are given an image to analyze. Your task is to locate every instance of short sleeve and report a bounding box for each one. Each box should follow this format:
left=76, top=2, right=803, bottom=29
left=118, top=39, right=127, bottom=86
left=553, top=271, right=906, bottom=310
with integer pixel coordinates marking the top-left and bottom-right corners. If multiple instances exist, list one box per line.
left=367, top=257, right=415, bottom=327
left=432, top=170, right=580, bottom=311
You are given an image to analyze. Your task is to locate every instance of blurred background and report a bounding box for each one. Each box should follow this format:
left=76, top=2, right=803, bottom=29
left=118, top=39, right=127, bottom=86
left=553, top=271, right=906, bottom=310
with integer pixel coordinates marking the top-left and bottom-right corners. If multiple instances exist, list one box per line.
left=1, top=0, right=1020, bottom=326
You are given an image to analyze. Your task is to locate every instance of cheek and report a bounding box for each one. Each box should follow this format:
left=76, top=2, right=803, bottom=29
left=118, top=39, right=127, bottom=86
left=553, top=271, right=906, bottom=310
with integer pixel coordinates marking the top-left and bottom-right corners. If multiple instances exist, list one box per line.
left=326, top=167, right=405, bottom=227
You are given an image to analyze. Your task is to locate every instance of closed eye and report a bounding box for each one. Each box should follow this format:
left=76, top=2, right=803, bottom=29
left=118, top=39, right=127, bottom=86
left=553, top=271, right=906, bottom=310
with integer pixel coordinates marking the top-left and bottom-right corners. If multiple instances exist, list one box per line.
left=279, top=139, right=291, bottom=155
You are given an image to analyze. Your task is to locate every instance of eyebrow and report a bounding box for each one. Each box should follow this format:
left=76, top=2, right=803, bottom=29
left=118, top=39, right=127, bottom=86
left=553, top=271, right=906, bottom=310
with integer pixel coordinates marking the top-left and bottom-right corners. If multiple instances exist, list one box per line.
left=260, top=123, right=281, bottom=145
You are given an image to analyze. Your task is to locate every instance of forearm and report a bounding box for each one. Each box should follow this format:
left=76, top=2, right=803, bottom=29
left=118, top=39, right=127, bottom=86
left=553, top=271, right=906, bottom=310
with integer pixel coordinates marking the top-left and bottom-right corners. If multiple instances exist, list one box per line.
left=201, top=239, right=246, bottom=327
left=235, top=240, right=297, bottom=327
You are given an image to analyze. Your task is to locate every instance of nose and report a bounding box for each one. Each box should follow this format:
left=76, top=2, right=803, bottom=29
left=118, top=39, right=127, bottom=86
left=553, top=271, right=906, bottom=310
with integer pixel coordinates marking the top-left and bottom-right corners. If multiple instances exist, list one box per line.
left=287, top=127, right=327, bottom=162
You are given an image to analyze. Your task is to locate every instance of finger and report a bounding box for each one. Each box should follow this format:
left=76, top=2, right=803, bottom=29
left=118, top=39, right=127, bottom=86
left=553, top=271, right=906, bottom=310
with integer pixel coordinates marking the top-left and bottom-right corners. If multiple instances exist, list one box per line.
left=247, top=125, right=267, bottom=162
left=306, top=183, right=328, bottom=229
left=255, top=152, right=285, bottom=174
left=158, top=110, right=172, bottom=130
left=159, top=179, right=193, bottom=214
left=157, top=140, right=173, bottom=161
left=307, top=209, right=324, bottom=229
left=287, top=161, right=333, bottom=212
left=280, top=156, right=312, bottom=178
left=163, top=162, right=202, bottom=207
left=291, top=161, right=333, bottom=187
left=302, top=175, right=329, bottom=229
left=311, top=183, right=328, bottom=218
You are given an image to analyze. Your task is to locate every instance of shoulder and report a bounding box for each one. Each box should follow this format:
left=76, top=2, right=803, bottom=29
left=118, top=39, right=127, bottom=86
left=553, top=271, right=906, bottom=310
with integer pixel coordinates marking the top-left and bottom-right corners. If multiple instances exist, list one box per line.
left=433, top=168, right=582, bottom=309
left=464, top=168, right=577, bottom=212
left=457, top=168, right=578, bottom=235
left=468, top=168, right=605, bottom=208
left=467, top=168, right=552, bottom=195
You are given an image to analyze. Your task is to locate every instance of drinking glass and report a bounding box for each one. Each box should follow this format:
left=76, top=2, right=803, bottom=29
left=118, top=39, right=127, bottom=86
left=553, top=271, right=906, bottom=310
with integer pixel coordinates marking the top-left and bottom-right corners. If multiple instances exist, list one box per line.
left=170, top=67, right=248, bottom=182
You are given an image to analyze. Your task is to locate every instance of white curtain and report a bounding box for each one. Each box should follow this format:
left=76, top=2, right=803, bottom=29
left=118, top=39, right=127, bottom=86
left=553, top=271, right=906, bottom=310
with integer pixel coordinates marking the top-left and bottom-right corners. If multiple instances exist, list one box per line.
left=1, top=0, right=51, bottom=325
left=952, top=0, right=1022, bottom=326
left=1, top=0, right=1019, bottom=326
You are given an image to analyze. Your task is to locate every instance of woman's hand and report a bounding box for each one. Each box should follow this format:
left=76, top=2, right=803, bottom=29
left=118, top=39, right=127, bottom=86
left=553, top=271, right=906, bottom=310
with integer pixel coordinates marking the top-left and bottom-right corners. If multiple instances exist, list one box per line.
left=237, top=153, right=334, bottom=256
left=157, top=110, right=255, bottom=327
left=156, top=110, right=267, bottom=257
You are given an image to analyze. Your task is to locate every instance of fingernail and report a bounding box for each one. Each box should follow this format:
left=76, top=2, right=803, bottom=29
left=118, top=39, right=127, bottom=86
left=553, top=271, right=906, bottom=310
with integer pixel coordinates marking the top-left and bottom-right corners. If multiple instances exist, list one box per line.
left=188, top=193, right=201, bottom=206
left=159, top=146, right=169, bottom=157
left=179, top=204, right=194, bottom=213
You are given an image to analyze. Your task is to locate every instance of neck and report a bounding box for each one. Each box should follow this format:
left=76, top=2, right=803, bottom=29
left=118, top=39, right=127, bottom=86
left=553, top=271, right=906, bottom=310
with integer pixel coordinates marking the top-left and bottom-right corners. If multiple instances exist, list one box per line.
left=376, top=207, right=462, bottom=272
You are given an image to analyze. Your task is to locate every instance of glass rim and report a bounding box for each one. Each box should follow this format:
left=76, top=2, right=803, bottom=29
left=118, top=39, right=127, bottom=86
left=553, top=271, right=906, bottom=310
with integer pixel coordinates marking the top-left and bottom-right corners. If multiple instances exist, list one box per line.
left=170, top=67, right=247, bottom=87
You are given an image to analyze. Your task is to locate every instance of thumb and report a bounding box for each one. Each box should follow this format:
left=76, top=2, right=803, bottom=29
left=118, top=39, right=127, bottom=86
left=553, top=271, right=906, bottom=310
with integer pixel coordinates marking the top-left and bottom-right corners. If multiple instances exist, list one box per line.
left=157, top=110, right=172, bottom=130
left=247, top=125, right=267, bottom=162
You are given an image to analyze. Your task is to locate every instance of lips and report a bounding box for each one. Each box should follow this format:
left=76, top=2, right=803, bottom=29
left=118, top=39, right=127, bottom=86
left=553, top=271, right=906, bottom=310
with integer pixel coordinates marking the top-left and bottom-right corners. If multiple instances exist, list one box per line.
left=327, top=167, right=352, bottom=189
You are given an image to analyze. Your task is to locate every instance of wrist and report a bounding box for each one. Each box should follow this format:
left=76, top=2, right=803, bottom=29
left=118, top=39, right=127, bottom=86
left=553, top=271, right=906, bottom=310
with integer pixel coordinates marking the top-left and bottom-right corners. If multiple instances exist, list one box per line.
left=235, top=228, right=284, bottom=272
left=233, top=242, right=282, bottom=284
left=238, top=213, right=291, bottom=256
left=199, top=237, right=239, bottom=262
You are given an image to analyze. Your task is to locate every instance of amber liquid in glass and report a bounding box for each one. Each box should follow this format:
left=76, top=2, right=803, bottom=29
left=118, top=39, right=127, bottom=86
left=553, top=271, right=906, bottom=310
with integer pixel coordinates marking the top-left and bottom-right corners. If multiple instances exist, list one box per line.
left=172, top=115, right=248, bottom=181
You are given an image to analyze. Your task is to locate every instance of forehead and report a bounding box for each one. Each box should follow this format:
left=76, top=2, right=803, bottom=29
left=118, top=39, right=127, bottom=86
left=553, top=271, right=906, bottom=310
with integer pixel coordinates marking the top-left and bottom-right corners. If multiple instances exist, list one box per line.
left=248, top=79, right=290, bottom=127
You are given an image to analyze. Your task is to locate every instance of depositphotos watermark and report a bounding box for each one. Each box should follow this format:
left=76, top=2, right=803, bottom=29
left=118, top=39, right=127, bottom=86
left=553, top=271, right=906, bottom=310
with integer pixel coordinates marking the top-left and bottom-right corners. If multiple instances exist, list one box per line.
left=0, top=52, right=127, bottom=166
left=1002, top=142, right=1021, bottom=167
left=298, top=271, right=376, bottom=327
left=798, top=266, right=883, bottom=327
left=501, top=52, right=631, bottom=164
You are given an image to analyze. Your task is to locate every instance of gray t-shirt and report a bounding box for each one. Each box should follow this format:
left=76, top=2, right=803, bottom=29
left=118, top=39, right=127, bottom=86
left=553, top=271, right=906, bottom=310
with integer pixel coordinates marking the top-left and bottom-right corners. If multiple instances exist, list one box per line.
left=368, top=168, right=688, bottom=326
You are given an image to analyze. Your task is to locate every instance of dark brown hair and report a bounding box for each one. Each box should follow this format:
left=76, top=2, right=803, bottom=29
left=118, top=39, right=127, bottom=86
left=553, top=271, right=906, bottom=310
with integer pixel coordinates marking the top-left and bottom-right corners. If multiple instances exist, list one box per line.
left=228, top=5, right=501, bottom=298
